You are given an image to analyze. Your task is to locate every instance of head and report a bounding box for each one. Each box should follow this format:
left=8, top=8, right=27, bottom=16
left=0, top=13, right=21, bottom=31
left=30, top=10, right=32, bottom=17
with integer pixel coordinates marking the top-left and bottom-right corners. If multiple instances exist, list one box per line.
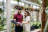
left=18, top=8, right=22, bottom=14
left=24, top=11, right=30, bottom=17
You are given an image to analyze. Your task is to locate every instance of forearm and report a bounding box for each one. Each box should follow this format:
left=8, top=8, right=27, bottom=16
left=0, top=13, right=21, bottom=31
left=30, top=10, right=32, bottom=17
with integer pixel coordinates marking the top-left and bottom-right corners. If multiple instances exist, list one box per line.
left=11, top=20, right=17, bottom=24
left=22, top=21, right=30, bottom=24
left=22, top=22, right=27, bottom=24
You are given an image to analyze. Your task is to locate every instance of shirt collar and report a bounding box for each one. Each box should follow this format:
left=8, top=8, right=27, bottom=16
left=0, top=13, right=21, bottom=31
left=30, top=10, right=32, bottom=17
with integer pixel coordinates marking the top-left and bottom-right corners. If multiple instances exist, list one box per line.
left=17, top=13, right=21, bottom=15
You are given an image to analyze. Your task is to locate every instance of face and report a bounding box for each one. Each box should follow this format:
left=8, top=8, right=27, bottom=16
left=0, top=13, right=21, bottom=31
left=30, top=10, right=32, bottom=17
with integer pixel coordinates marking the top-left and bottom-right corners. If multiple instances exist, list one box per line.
left=24, top=12, right=28, bottom=16
left=18, top=10, right=21, bottom=14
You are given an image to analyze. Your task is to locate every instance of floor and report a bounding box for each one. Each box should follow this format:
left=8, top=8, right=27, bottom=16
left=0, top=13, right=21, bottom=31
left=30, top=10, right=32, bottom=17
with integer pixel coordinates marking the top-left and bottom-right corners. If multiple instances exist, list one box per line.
left=13, top=29, right=41, bottom=32
left=1, top=29, right=41, bottom=32
left=31, top=29, right=41, bottom=32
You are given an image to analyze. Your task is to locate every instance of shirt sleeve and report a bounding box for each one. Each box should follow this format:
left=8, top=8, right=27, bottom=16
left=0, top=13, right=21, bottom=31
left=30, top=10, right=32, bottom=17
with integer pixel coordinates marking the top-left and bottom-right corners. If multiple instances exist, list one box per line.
left=26, top=16, right=30, bottom=22
left=14, top=14, right=17, bottom=19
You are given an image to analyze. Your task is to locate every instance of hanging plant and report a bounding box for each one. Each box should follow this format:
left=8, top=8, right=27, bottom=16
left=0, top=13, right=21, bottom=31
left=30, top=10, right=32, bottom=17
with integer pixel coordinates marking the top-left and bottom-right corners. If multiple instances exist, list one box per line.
left=14, top=5, right=20, bottom=9
left=13, top=0, right=21, bottom=2
left=0, top=8, right=4, bottom=13
left=25, top=8, right=28, bottom=11
left=20, top=6, right=24, bottom=10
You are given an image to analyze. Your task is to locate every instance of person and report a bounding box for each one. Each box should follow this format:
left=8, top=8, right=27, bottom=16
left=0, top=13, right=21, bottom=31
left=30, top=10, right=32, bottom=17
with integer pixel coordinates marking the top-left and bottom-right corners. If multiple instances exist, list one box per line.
left=14, top=8, right=23, bottom=32
left=22, top=11, right=31, bottom=32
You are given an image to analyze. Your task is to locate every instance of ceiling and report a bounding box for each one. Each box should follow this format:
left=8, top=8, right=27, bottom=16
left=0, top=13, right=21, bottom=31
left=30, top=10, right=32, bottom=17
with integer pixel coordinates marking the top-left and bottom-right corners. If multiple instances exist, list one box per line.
left=26, top=0, right=41, bottom=4
left=13, top=0, right=42, bottom=6
left=13, top=0, right=41, bottom=4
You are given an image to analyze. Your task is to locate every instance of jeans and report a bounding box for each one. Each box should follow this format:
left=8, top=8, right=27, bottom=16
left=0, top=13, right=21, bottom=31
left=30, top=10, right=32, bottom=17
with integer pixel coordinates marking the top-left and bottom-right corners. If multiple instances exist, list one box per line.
left=15, top=26, right=16, bottom=32
left=15, top=26, right=23, bottom=32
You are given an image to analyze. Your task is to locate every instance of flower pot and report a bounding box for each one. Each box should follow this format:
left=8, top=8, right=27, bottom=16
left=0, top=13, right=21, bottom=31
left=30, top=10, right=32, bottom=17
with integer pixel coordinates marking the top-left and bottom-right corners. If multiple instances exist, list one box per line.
left=35, top=26, right=39, bottom=29
left=30, top=26, right=35, bottom=31
left=39, top=24, right=41, bottom=27
left=32, top=25, right=39, bottom=29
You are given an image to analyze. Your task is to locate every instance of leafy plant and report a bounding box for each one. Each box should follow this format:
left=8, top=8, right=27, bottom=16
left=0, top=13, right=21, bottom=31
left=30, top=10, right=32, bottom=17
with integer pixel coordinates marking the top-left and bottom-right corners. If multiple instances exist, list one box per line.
left=11, top=11, right=15, bottom=32
left=33, top=22, right=39, bottom=26
left=0, top=25, right=3, bottom=31
left=46, top=0, right=48, bottom=7
left=46, top=6, right=48, bottom=10
left=0, top=8, right=4, bottom=13
left=0, top=16, right=1, bottom=20
left=0, top=8, right=6, bottom=31
left=32, top=21, right=41, bottom=29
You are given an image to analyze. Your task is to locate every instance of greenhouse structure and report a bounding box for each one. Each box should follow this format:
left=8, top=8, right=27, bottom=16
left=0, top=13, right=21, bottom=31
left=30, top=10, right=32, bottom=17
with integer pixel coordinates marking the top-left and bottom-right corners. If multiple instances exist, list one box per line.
left=0, top=0, right=48, bottom=32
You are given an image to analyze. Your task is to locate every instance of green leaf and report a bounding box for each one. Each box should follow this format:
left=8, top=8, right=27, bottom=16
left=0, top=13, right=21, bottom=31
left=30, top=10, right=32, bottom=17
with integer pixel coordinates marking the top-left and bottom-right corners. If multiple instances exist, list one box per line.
left=46, top=0, right=48, bottom=7
left=0, top=8, right=4, bottom=13
left=0, top=25, right=3, bottom=31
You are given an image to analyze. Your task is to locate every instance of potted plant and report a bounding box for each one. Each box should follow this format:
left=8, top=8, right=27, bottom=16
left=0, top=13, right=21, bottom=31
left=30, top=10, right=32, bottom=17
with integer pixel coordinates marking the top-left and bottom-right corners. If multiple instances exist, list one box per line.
left=31, top=21, right=41, bottom=31
left=31, top=25, right=35, bottom=31
left=32, top=22, right=39, bottom=29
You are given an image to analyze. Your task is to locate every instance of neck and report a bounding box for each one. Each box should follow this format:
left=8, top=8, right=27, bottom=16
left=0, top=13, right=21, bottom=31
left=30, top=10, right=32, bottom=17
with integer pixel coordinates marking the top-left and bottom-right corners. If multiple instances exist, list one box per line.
left=25, top=15, right=27, bottom=18
left=18, top=13, right=20, bottom=15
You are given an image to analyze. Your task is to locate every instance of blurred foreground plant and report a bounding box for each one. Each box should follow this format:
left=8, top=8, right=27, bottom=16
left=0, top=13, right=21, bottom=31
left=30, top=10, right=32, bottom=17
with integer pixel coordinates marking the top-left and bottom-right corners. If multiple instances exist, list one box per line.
left=0, top=8, right=6, bottom=31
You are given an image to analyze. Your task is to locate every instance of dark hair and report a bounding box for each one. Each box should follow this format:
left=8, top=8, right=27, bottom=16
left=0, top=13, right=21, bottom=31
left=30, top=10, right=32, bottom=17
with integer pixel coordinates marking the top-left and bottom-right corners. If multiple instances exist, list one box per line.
left=25, top=11, right=30, bottom=16
left=25, top=11, right=30, bottom=18
left=18, top=7, right=22, bottom=10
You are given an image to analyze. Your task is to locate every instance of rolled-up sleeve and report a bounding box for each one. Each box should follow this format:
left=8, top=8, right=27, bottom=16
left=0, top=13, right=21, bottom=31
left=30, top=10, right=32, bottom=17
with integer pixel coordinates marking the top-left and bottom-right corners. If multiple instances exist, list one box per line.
left=14, top=14, right=16, bottom=19
left=26, top=16, right=30, bottom=22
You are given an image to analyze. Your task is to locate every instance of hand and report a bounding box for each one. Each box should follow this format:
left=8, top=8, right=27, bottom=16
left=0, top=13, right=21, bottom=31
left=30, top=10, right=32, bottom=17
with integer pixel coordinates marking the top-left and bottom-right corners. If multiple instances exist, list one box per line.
left=16, top=24, right=19, bottom=26
left=22, top=23, right=24, bottom=25
left=22, top=22, right=25, bottom=25
left=15, top=22, right=20, bottom=26
left=19, top=23, right=23, bottom=26
left=17, top=22, right=20, bottom=24
left=17, top=22, right=22, bottom=24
